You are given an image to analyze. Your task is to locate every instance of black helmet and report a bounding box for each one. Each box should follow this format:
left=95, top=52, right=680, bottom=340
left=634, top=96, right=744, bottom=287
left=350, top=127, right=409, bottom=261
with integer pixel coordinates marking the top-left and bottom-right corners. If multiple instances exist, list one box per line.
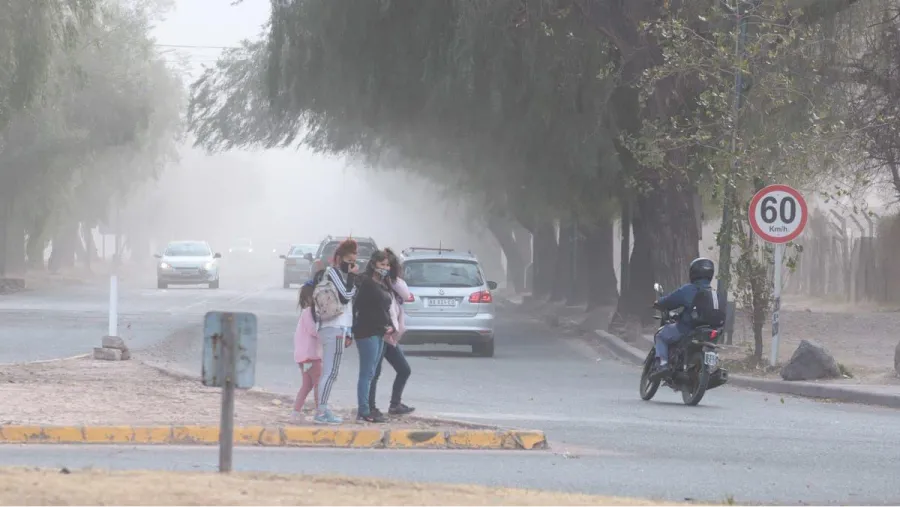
left=689, top=257, right=715, bottom=282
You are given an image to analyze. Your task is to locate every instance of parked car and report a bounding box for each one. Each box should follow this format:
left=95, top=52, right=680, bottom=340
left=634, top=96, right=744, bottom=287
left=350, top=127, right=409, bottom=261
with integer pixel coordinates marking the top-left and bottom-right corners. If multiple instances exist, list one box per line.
left=155, top=240, right=222, bottom=289
left=308, top=235, right=378, bottom=278
left=399, top=247, right=498, bottom=357
left=280, top=243, right=319, bottom=288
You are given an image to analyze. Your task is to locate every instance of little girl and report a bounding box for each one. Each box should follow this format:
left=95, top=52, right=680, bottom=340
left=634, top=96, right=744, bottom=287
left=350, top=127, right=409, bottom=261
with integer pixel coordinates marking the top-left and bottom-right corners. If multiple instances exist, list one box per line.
left=292, top=281, right=322, bottom=423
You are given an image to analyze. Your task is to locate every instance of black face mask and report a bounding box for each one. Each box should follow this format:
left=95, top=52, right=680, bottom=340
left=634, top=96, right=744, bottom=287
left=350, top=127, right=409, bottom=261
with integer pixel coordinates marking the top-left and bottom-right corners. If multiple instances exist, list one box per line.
left=339, top=261, right=351, bottom=273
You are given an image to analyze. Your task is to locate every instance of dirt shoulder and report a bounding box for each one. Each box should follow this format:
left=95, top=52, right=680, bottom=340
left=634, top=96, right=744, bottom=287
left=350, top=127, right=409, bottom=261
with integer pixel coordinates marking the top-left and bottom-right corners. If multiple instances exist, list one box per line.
left=727, top=295, right=900, bottom=383
left=0, top=357, right=449, bottom=429
left=0, top=468, right=681, bottom=506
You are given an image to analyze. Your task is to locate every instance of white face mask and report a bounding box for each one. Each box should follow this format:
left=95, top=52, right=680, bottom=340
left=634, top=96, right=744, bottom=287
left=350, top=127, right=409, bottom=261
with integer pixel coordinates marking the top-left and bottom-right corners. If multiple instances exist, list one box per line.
left=375, top=267, right=390, bottom=278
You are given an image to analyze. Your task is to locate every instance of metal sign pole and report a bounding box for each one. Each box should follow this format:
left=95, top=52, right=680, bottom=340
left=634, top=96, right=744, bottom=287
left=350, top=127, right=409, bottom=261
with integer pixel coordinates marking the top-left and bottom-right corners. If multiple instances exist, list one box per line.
left=770, top=242, right=785, bottom=367
left=219, top=313, right=236, bottom=473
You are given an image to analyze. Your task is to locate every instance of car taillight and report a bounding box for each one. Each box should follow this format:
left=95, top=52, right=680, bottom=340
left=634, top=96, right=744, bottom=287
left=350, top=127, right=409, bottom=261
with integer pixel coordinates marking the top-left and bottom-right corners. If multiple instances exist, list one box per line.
left=406, top=293, right=415, bottom=302
left=468, top=290, right=492, bottom=303
left=709, top=329, right=719, bottom=341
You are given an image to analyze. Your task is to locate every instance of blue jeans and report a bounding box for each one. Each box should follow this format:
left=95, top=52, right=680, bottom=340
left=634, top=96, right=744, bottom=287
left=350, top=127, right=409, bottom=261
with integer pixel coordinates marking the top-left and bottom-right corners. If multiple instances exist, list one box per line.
left=356, top=335, right=385, bottom=416
left=654, top=323, right=683, bottom=362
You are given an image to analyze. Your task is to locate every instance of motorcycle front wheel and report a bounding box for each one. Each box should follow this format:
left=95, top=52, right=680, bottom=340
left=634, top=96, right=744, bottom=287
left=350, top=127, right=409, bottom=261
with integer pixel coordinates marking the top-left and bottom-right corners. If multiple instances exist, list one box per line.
left=681, top=359, right=710, bottom=406
left=639, top=350, right=660, bottom=401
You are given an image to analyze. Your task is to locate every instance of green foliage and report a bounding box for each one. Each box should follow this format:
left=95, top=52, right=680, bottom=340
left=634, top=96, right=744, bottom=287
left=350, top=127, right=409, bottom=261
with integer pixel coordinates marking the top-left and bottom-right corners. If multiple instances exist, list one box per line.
left=0, top=0, right=183, bottom=259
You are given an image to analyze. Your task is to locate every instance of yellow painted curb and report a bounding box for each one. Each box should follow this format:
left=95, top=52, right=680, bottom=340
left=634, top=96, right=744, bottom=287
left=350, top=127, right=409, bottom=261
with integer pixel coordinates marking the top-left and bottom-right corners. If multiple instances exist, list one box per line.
left=0, top=425, right=547, bottom=450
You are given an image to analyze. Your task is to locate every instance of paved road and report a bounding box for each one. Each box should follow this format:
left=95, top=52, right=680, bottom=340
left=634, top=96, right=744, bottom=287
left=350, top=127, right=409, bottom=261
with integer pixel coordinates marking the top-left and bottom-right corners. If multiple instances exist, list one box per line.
left=1, top=278, right=899, bottom=504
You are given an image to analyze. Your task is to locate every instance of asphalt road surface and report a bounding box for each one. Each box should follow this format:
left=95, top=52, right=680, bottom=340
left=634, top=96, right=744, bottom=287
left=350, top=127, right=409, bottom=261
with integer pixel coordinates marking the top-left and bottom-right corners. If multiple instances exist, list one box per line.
left=1, top=271, right=899, bottom=504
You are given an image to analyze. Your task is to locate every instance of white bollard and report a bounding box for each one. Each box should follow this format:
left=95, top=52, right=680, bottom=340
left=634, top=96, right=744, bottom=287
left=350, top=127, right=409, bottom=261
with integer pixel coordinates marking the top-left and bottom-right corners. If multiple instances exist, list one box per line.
left=108, top=275, right=118, bottom=338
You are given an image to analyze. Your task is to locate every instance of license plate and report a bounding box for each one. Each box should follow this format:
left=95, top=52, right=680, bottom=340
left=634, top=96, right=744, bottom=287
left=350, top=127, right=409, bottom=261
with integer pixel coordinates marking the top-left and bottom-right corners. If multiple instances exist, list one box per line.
left=704, top=351, right=718, bottom=367
left=427, top=298, right=457, bottom=308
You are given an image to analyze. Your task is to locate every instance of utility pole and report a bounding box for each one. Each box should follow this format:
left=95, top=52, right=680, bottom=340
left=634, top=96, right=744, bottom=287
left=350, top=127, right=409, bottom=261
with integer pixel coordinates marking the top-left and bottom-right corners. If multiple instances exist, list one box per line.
left=716, top=0, right=757, bottom=310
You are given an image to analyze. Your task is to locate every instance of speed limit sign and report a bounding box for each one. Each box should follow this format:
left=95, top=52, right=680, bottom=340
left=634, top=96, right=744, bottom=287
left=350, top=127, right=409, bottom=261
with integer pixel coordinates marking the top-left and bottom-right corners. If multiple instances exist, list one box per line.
left=748, top=184, right=808, bottom=244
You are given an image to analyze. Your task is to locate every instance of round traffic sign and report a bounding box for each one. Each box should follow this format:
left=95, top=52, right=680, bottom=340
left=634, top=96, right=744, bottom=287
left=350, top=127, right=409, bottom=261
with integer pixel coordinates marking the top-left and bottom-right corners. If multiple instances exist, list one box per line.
left=748, top=184, right=808, bottom=244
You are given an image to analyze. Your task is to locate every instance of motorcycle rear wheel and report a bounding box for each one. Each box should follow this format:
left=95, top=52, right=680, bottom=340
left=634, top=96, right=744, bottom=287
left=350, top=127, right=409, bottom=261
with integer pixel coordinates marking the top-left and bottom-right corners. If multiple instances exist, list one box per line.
left=639, top=350, right=661, bottom=401
left=681, top=360, right=710, bottom=406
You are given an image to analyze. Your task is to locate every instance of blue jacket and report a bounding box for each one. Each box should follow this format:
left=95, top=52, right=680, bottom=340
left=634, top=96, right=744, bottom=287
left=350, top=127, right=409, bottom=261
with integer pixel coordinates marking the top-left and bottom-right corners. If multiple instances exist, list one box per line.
left=656, top=278, right=712, bottom=331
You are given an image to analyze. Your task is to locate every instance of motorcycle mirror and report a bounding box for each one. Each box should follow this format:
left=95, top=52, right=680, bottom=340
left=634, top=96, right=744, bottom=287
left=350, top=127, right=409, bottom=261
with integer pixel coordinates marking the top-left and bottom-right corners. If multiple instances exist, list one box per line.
left=653, top=282, right=663, bottom=294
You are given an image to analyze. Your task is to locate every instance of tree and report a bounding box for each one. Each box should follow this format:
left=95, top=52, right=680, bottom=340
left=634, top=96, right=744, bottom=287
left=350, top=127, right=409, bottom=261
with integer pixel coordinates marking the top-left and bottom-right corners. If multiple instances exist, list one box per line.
left=0, top=0, right=182, bottom=275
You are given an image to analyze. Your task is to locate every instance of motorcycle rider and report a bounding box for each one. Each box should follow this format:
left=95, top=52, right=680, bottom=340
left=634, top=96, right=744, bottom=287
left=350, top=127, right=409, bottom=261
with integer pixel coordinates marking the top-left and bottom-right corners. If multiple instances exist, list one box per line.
left=650, top=257, right=720, bottom=380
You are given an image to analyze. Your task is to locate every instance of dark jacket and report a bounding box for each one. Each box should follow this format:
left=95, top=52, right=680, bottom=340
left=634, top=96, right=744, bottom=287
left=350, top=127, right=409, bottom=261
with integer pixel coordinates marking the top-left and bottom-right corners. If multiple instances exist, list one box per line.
left=656, top=278, right=712, bottom=331
left=352, top=275, right=393, bottom=339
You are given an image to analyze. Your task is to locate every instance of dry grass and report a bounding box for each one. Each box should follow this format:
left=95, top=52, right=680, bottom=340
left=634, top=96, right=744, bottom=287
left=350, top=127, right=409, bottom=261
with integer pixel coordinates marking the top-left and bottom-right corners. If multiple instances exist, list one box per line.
left=0, top=468, right=682, bottom=506
left=0, top=357, right=449, bottom=429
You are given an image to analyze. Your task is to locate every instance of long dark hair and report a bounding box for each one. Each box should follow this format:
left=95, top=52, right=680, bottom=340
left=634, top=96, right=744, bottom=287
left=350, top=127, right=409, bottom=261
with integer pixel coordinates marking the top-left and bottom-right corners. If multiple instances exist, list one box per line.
left=384, top=247, right=401, bottom=281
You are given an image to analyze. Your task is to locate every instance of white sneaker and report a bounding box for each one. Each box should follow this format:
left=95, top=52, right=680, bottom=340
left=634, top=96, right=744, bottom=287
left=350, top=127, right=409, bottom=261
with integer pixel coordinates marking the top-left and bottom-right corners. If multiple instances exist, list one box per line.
left=289, top=410, right=304, bottom=424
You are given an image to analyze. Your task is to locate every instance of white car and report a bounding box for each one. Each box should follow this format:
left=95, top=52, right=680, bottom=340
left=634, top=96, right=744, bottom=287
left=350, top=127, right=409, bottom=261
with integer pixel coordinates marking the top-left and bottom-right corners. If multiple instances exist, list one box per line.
left=155, top=240, right=222, bottom=289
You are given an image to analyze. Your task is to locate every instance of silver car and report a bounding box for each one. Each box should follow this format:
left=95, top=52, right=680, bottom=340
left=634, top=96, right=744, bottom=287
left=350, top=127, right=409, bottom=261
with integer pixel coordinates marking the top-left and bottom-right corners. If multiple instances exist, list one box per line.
left=155, top=240, right=222, bottom=289
left=280, top=243, right=318, bottom=288
left=399, top=248, right=498, bottom=357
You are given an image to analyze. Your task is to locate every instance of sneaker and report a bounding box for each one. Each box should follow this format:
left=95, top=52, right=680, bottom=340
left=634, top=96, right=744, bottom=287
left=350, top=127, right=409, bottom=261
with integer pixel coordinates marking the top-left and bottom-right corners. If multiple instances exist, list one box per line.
left=314, top=409, right=343, bottom=425
left=369, top=407, right=385, bottom=420
left=289, top=410, right=305, bottom=424
left=357, top=411, right=387, bottom=423
left=388, top=403, right=415, bottom=415
left=649, top=363, right=672, bottom=381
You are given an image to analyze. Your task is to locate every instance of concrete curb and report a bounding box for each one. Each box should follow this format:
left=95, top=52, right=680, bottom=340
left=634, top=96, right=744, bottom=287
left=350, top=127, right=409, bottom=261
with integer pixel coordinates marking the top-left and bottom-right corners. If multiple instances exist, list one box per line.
left=591, top=327, right=900, bottom=410
left=0, top=425, right=548, bottom=450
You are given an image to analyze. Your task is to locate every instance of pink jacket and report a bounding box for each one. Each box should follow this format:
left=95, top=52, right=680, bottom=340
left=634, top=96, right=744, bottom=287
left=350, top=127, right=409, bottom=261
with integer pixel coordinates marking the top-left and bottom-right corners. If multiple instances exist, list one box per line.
left=294, top=307, right=321, bottom=363
left=390, top=278, right=410, bottom=341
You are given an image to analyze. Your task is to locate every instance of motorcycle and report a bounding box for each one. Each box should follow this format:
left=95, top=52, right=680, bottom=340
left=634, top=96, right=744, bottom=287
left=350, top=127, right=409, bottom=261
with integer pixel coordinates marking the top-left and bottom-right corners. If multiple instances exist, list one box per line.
left=639, top=282, right=729, bottom=406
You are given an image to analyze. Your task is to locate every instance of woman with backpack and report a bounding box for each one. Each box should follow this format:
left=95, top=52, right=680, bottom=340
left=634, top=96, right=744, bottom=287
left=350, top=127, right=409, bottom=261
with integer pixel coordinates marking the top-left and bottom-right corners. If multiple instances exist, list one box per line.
left=312, top=238, right=359, bottom=425
left=352, top=250, right=395, bottom=423
left=368, top=248, right=414, bottom=418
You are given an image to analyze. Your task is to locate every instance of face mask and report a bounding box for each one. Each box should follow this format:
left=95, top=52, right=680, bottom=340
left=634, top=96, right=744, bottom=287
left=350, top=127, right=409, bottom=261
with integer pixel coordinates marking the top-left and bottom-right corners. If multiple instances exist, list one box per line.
left=340, top=261, right=351, bottom=272
left=376, top=268, right=390, bottom=278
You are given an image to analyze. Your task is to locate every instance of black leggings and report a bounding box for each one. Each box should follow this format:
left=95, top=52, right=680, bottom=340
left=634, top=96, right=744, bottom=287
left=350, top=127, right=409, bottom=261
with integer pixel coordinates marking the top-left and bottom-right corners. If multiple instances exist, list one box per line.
left=369, top=342, right=411, bottom=409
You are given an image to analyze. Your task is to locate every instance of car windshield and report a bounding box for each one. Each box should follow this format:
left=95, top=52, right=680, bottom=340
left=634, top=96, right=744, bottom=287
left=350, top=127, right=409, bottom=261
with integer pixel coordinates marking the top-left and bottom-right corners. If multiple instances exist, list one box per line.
left=165, top=243, right=211, bottom=257
left=321, top=242, right=377, bottom=261
left=289, top=245, right=315, bottom=256
left=403, top=260, right=484, bottom=288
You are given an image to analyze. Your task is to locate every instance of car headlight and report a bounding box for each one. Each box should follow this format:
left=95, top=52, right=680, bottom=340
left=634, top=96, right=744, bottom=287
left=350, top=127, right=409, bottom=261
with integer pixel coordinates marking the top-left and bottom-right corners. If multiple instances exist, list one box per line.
left=159, top=262, right=171, bottom=269
left=204, top=261, right=215, bottom=270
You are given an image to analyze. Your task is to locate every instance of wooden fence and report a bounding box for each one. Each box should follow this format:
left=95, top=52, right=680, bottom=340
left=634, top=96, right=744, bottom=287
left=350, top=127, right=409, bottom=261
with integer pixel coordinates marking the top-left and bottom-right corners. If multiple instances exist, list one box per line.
left=785, top=209, right=899, bottom=303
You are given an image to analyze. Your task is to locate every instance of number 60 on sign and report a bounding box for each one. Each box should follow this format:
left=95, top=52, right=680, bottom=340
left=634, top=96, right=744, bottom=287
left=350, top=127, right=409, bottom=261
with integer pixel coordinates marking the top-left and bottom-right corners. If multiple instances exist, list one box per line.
left=748, top=184, right=808, bottom=244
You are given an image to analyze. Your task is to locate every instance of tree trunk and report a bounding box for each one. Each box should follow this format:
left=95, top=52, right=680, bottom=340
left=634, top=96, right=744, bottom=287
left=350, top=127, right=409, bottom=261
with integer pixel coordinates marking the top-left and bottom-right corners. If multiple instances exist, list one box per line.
left=551, top=220, right=574, bottom=302
left=585, top=217, right=618, bottom=310
left=620, top=198, right=631, bottom=296
left=487, top=214, right=526, bottom=293
left=568, top=224, right=591, bottom=306
left=0, top=191, right=26, bottom=276
left=613, top=182, right=700, bottom=328
left=25, top=213, right=49, bottom=270
left=512, top=222, right=533, bottom=292
left=49, top=221, right=78, bottom=272
left=532, top=221, right=557, bottom=299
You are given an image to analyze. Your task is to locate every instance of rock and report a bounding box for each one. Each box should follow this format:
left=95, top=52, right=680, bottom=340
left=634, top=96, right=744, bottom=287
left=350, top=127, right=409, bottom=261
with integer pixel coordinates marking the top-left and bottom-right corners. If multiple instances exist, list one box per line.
left=101, top=336, right=128, bottom=351
left=93, top=347, right=122, bottom=361
left=120, top=349, right=132, bottom=361
left=894, top=341, right=900, bottom=377
left=780, top=340, right=841, bottom=381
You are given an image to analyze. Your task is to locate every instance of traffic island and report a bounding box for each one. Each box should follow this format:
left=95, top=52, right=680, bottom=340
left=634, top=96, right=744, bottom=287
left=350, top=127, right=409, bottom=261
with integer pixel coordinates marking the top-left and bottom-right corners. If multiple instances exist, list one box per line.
left=0, top=357, right=546, bottom=450
left=0, top=468, right=676, bottom=505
